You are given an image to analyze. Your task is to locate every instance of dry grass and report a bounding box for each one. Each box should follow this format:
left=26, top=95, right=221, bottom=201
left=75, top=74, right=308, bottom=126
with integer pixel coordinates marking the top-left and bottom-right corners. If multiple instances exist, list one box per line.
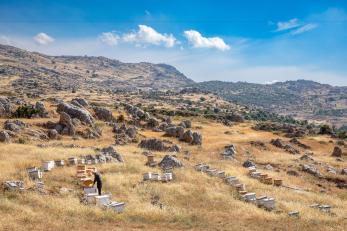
left=0, top=112, right=346, bottom=230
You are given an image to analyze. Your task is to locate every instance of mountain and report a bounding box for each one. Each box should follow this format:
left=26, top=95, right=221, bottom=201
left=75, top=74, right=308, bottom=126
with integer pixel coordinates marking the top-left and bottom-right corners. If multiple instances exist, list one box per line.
left=192, top=80, right=347, bottom=126
left=0, top=44, right=194, bottom=94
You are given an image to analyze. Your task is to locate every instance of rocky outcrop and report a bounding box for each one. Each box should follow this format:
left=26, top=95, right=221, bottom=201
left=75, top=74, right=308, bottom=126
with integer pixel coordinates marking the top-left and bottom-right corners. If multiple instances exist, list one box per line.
left=139, top=138, right=169, bottom=151
left=158, top=155, right=183, bottom=169
left=57, top=103, right=94, bottom=126
left=4, top=120, right=26, bottom=132
left=221, top=144, right=236, bottom=159
left=0, top=130, right=10, bottom=143
left=302, top=164, right=322, bottom=178
left=113, top=124, right=137, bottom=145
left=93, top=106, right=115, bottom=122
left=178, top=120, right=192, bottom=128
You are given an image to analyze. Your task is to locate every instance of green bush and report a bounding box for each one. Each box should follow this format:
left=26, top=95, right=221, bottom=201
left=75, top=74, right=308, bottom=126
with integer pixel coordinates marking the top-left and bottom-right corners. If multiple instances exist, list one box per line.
left=12, top=105, right=40, bottom=118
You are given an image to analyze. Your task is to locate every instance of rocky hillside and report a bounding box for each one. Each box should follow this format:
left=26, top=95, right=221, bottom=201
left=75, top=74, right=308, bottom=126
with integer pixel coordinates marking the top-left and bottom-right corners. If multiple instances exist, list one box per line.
left=0, top=44, right=194, bottom=94
left=192, top=80, right=347, bottom=126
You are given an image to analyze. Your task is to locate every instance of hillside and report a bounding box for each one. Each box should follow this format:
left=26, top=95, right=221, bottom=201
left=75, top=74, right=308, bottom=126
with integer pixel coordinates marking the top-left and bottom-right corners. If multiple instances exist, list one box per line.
left=192, top=80, right=347, bottom=126
left=0, top=44, right=194, bottom=94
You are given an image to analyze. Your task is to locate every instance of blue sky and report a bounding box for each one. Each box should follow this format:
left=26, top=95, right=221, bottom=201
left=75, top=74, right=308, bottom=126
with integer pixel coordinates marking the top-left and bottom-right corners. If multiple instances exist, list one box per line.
left=1, top=0, right=347, bottom=85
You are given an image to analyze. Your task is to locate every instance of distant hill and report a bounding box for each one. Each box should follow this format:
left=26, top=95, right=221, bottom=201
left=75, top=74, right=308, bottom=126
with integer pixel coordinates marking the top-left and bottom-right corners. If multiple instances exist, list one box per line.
left=192, top=80, right=347, bottom=126
left=0, top=44, right=194, bottom=93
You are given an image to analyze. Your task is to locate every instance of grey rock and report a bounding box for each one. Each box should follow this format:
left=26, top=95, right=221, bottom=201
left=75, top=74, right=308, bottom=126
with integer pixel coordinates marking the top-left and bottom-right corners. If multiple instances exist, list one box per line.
left=243, top=160, right=256, bottom=168
left=139, top=138, right=169, bottom=151
left=71, top=98, right=89, bottom=107
left=168, top=144, right=181, bottom=152
left=158, top=155, right=183, bottom=169
left=0, top=130, right=10, bottom=143
left=93, top=106, right=115, bottom=122
left=48, top=129, right=58, bottom=139
left=331, top=146, right=342, bottom=157
left=57, top=102, right=94, bottom=126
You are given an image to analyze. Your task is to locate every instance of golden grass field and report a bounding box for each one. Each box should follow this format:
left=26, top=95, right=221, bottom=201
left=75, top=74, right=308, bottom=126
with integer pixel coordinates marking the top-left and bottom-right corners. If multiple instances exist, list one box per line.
left=0, top=103, right=346, bottom=231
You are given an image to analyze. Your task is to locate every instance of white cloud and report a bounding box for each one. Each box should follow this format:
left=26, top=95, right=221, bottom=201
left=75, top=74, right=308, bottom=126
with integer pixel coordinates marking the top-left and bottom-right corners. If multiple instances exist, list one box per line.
left=183, top=30, right=230, bottom=51
left=33, top=32, right=54, bottom=45
left=98, top=32, right=119, bottom=46
left=275, top=18, right=300, bottom=31
left=123, top=25, right=176, bottom=47
left=291, top=23, right=318, bottom=35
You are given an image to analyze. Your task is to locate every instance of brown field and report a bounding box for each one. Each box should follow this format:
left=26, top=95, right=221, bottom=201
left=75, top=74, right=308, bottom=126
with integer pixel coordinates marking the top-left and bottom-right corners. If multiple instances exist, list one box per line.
left=0, top=98, right=346, bottom=231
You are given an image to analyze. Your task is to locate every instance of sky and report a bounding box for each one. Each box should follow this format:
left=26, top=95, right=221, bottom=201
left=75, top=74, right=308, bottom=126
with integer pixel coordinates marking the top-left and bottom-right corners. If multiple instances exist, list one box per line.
left=0, top=0, right=347, bottom=86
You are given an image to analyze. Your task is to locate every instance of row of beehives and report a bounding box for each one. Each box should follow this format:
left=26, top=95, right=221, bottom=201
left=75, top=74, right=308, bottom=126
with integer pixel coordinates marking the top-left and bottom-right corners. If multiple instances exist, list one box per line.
left=143, top=172, right=173, bottom=182
left=247, top=166, right=283, bottom=186
left=77, top=165, right=125, bottom=213
left=195, top=163, right=276, bottom=211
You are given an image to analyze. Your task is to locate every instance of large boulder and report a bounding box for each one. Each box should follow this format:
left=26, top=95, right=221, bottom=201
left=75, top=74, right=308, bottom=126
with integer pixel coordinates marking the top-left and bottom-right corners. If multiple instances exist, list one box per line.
left=59, top=112, right=75, bottom=136
left=147, top=117, right=160, bottom=128
left=57, top=103, right=94, bottom=126
left=178, top=120, right=192, bottom=128
left=332, top=146, right=343, bottom=157
left=139, top=138, right=169, bottom=151
left=93, top=106, right=115, bottom=122
left=165, top=126, right=184, bottom=138
left=0, top=131, right=11, bottom=143
left=180, top=130, right=194, bottom=143
left=158, top=155, right=183, bottom=169
left=101, top=146, right=124, bottom=162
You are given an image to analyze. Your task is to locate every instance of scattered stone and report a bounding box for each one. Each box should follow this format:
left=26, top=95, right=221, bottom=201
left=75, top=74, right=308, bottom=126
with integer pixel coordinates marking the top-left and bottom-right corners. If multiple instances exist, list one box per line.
left=71, top=98, right=89, bottom=108
left=341, top=168, right=347, bottom=175
left=168, top=144, right=181, bottom=152
left=178, top=120, right=192, bottom=128
left=3, top=181, right=24, bottom=191
left=331, top=146, right=342, bottom=157
left=165, top=126, right=184, bottom=138
left=288, top=211, right=300, bottom=217
left=101, top=146, right=124, bottom=162
left=290, top=138, right=310, bottom=149
left=271, top=138, right=285, bottom=148
left=139, top=138, right=171, bottom=151
left=326, top=166, right=337, bottom=174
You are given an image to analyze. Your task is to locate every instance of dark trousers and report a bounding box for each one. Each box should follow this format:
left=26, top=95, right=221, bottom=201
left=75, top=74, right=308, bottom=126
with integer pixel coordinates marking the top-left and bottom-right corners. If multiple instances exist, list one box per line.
left=97, top=184, right=102, bottom=195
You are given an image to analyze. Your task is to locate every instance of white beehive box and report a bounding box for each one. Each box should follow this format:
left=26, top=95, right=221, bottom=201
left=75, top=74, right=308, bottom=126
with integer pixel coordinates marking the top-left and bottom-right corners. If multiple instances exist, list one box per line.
left=28, top=169, right=43, bottom=180
left=68, top=157, right=78, bottom=165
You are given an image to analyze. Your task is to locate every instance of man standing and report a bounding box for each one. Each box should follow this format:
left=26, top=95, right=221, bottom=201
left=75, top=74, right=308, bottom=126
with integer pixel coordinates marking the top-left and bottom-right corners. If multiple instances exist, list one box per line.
left=93, top=171, right=102, bottom=195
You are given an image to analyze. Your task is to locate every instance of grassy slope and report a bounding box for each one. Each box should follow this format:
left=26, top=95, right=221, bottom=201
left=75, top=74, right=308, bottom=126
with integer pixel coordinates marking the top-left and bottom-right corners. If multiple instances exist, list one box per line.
left=0, top=112, right=346, bottom=231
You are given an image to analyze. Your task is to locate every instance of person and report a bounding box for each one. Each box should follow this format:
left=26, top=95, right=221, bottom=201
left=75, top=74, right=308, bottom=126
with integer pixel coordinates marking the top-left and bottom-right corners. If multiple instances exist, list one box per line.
left=93, top=171, right=102, bottom=195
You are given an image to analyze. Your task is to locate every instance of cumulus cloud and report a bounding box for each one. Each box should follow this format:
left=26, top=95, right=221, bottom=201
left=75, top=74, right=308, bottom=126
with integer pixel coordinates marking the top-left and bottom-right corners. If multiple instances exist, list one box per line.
left=33, top=32, right=54, bottom=45
left=275, top=18, right=300, bottom=31
left=291, top=23, right=318, bottom=35
left=183, top=30, right=230, bottom=51
left=0, top=36, right=12, bottom=45
left=99, top=32, right=119, bottom=46
left=123, top=25, right=176, bottom=47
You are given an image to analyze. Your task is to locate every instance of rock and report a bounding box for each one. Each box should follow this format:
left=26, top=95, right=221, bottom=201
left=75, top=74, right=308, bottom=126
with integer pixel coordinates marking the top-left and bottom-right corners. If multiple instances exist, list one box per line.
left=48, top=129, right=58, bottom=139
left=139, top=138, right=169, bottom=151
left=4, top=122, right=20, bottom=132
left=221, top=144, right=237, bottom=158
left=35, top=101, right=48, bottom=117
left=59, top=112, right=75, bottom=136
left=265, top=164, right=274, bottom=170
left=302, top=164, right=322, bottom=177
left=165, top=126, right=184, bottom=138
left=336, top=140, right=345, bottom=146
left=71, top=98, right=89, bottom=108
left=290, top=138, right=310, bottom=149
left=331, top=146, right=342, bottom=157
left=178, top=120, right=192, bottom=128
left=101, top=146, right=124, bottom=162
left=243, top=160, right=256, bottom=168
left=93, top=106, right=115, bottom=122
left=271, top=138, right=285, bottom=148
left=168, top=144, right=181, bottom=152
left=158, top=155, right=183, bottom=169
left=57, top=102, right=94, bottom=126
left=0, top=97, right=13, bottom=117
left=0, top=131, right=10, bottom=143
left=326, top=166, right=337, bottom=174
left=284, top=144, right=300, bottom=154
left=341, top=168, right=347, bottom=175
left=180, top=130, right=193, bottom=143
left=125, top=127, right=137, bottom=139
left=192, top=132, right=202, bottom=145
left=299, top=154, right=314, bottom=161
left=147, top=117, right=160, bottom=128
left=226, top=113, right=244, bottom=122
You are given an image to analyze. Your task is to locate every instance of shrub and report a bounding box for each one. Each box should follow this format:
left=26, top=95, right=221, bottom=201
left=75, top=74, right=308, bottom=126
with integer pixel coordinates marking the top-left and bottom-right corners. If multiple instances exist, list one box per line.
left=12, top=105, right=40, bottom=118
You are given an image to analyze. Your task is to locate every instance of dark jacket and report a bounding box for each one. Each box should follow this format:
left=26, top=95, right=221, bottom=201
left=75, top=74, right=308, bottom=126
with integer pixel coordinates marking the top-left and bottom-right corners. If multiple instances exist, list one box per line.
left=93, top=172, right=102, bottom=186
